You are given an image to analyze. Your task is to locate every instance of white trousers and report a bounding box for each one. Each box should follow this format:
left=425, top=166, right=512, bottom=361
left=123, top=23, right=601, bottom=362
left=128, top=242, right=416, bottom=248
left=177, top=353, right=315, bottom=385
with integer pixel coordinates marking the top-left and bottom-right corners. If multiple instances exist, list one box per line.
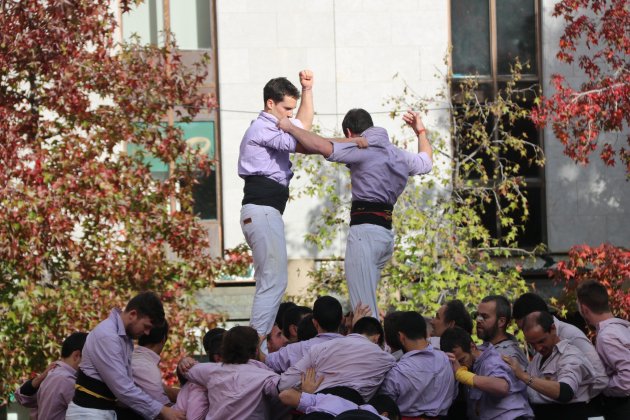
left=65, top=402, right=117, bottom=420
left=241, top=204, right=288, bottom=337
left=345, top=224, right=394, bottom=319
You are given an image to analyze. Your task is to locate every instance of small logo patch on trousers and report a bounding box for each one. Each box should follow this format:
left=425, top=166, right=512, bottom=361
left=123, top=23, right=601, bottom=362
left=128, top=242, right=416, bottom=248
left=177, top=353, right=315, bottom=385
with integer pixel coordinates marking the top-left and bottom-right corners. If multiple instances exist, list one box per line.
left=243, top=217, right=252, bottom=225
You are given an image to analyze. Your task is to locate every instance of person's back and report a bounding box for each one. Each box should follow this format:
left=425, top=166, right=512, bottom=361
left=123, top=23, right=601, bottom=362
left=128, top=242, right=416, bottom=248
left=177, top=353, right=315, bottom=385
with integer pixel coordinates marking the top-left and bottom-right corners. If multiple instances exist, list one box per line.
left=37, top=360, right=79, bottom=420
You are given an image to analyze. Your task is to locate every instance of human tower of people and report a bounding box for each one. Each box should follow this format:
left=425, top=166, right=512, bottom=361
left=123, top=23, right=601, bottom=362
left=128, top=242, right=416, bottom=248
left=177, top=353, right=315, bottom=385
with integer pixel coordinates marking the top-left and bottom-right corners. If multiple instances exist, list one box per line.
left=13, top=71, right=629, bottom=420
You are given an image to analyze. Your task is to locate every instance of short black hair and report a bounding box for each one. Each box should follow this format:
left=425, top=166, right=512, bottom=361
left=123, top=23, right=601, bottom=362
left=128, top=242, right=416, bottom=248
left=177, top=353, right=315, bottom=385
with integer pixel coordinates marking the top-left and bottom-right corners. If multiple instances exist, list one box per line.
left=576, top=280, right=610, bottom=314
left=481, top=295, right=512, bottom=325
left=202, top=328, right=226, bottom=359
left=523, top=311, right=555, bottom=333
left=383, top=312, right=404, bottom=352
left=263, top=77, right=300, bottom=103
left=440, top=326, right=473, bottom=354
left=297, top=314, right=318, bottom=341
left=275, top=302, right=297, bottom=330
left=283, top=306, right=313, bottom=338
left=342, top=108, right=374, bottom=137
left=444, top=300, right=473, bottom=334
left=313, top=296, right=343, bottom=332
left=368, top=394, right=401, bottom=420
left=61, top=332, right=88, bottom=358
left=396, top=311, right=427, bottom=340
left=125, top=291, right=165, bottom=326
left=138, top=320, right=169, bottom=346
left=353, top=317, right=384, bottom=347
left=221, top=326, right=258, bottom=364
left=512, top=293, right=548, bottom=321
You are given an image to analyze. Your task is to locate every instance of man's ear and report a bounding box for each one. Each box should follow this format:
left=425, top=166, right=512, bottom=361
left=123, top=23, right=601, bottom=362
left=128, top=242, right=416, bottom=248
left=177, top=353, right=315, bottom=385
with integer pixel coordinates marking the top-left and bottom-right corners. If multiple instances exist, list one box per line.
left=498, top=316, right=507, bottom=330
left=289, top=324, right=298, bottom=339
left=72, top=350, right=82, bottom=363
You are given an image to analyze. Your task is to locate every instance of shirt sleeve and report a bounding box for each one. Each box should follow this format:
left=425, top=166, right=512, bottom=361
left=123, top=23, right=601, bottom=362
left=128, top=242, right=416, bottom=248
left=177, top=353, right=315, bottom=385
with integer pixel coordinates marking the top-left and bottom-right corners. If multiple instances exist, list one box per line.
left=262, top=374, right=281, bottom=399
left=278, top=349, right=312, bottom=391
left=402, top=150, right=432, bottom=175
left=326, top=142, right=365, bottom=165
left=131, top=358, right=170, bottom=405
left=91, top=335, right=163, bottom=419
left=378, top=369, right=401, bottom=401
left=14, top=383, right=38, bottom=408
left=255, top=123, right=299, bottom=152
left=598, top=330, right=630, bottom=396
left=265, top=345, right=292, bottom=373
left=185, top=364, right=213, bottom=387
left=555, top=351, right=586, bottom=395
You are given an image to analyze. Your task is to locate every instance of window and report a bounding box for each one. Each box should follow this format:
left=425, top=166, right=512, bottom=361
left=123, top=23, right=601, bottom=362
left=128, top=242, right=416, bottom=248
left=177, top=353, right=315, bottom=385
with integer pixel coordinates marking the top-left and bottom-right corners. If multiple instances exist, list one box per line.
left=450, top=0, right=545, bottom=248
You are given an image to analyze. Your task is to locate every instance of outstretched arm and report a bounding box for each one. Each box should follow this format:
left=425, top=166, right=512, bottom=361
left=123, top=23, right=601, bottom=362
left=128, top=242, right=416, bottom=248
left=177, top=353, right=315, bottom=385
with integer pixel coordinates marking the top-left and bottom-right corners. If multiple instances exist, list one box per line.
left=403, top=109, right=432, bottom=161
left=278, top=118, right=334, bottom=157
left=295, top=70, right=314, bottom=131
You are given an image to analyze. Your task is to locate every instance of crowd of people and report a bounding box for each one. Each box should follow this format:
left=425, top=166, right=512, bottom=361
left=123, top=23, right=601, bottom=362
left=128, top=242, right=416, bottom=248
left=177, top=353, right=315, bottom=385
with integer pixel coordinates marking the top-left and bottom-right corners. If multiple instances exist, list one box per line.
left=13, top=281, right=630, bottom=420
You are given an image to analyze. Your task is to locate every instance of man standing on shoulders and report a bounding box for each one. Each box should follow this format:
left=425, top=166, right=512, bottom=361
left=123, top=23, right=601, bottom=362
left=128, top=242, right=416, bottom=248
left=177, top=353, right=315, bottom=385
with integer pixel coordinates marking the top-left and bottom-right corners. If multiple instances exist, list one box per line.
left=476, top=295, right=528, bottom=369
left=237, top=71, right=314, bottom=350
left=65, top=291, right=185, bottom=420
left=277, top=109, right=432, bottom=318
left=577, top=279, right=630, bottom=420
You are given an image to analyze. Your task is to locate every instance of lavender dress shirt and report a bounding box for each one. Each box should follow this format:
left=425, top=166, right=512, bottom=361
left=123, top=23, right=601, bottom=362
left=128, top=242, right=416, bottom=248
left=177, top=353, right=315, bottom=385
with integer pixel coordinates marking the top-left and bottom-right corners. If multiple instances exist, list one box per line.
left=265, top=333, right=343, bottom=373
left=13, top=383, right=38, bottom=418
left=238, top=112, right=303, bottom=187
left=468, top=344, right=533, bottom=420
left=173, top=382, right=209, bottom=420
left=131, top=346, right=170, bottom=405
left=79, top=309, right=163, bottom=419
left=327, top=126, right=432, bottom=204
left=279, top=333, right=396, bottom=401
left=185, top=359, right=280, bottom=420
left=596, top=317, right=630, bottom=397
left=297, top=392, right=387, bottom=419
left=493, top=336, right=529, bottom=370
left=35, top=360, right=77, bottom=420
left=379, top=345, right=456, bottom=417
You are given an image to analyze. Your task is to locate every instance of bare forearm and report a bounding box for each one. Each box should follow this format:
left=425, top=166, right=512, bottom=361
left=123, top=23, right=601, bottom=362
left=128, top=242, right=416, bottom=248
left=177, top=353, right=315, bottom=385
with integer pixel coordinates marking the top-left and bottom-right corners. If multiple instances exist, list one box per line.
left=418, top=131, right=432, bottom=161
left=517, top=371, right=560, bottom=400
left=296, top=88, right=313, bottom=131
left=285, top=124, right=332, bottom=157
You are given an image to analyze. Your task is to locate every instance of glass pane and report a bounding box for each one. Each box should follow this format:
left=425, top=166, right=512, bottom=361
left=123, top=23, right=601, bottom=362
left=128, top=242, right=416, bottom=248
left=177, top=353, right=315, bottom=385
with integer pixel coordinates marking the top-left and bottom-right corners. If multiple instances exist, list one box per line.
left=451, top=0, right=491, bottom=76
left=515, top=187, right=544, bottom=248
left=192, top=172, right=217, bottom=219
left=496, top=0, right=537, bottom=74
left=171, top=0, right=212, bottom=50
left=122, top=0, right=164, bottom=45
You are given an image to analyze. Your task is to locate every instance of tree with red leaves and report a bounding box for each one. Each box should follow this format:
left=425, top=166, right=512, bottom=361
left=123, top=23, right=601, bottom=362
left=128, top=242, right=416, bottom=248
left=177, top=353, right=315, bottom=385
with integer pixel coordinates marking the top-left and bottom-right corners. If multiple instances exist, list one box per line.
left=532, top=0, right=630, bottom=175
left=0, top=0, right=219, bottom=403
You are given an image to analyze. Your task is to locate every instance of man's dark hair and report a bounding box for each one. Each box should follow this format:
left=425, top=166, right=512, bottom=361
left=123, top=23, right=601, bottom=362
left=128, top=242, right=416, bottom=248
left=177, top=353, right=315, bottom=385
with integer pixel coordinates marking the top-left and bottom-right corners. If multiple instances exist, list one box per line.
left=523, top=311, right=555, bottom=333
left=481, top=295, right=512, bottom=325
left=444, top=300, right=473, bottom=334
left=342, top=108, right=374, bottom=137
left=283, top=305, right=313, bottom=338
left=353, top=317, right=384, bottom=347
left=512, top=293, right=549, bottom=321
left=313, top=296, right=343, bottom=332
left=297, top=314, right=318, bottom=341
left=275, top=301, right=297, bottom=330
left=396, top=311, right=427, bottom=340
left=576, top=280, right=610, bottom=314
left=138, top=320, right=169, bottom=346
left=440, top=326, right=473, bottom=354
left=125, top=291, right=165, bottom=326
left=202, top=327, right=226, bottom=360
left=221, top=326, right=258, bottom=364
left=383, top=312, right=404, bottom=352
left=368, top=394, right=401, bottom=420
left=263, top=77, right=300, bottom=103
left=61, top=332, right=88, bottom=358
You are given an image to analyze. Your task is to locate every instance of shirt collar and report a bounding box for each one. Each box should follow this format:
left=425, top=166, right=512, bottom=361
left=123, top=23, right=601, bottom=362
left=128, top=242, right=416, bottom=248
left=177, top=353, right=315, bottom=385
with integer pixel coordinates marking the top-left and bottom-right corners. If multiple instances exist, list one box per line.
left=259, top=111, right=278, bottom=123
left=109, top=308, right=127, bottom=337
left=134, top=345, right=161, bottom=364
left=400, top=343, right=434, bottom=359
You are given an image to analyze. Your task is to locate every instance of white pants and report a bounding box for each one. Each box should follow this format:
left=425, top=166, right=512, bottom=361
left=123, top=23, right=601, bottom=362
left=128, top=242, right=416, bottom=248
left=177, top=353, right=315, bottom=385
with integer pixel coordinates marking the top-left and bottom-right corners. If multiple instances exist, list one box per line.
left=65, top=402, right=117, bottom=419
left=345, top=224, right=394, bottom=319
left=241, top=204, right=288, bottom=337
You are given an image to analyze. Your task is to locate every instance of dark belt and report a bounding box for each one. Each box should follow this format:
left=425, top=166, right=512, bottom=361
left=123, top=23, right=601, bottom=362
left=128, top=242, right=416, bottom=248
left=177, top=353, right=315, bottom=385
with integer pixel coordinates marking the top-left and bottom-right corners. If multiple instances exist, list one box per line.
left=73, top=369, right=117, bottom=410
left=350, top=200, right=393, bottom=230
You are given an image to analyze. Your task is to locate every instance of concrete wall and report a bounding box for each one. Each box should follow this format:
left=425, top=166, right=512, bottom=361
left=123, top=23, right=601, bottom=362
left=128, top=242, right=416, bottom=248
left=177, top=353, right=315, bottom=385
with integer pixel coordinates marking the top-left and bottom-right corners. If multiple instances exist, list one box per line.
left=540, top=0, right=629, bottom=252
left=215, top=0, right=451, bottom=261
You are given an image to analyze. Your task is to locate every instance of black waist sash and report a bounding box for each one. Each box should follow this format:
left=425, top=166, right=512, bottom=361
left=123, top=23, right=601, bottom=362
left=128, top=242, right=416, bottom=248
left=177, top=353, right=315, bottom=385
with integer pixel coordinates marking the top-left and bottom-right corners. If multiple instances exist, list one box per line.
left=73, top=369, right=117, bottom=410
left=350, top=201, right=393, bottom=230
left=242, top=176, right=290, bottom=214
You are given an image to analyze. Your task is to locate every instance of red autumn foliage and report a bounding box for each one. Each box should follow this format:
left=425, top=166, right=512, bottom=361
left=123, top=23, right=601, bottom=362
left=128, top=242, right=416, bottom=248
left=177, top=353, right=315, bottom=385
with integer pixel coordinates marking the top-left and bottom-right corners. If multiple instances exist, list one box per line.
left=0, top=0, right=220, bottom=403
left=550, top=243, right=630, bottom=319
left=531, top=0, right=630, bottom=176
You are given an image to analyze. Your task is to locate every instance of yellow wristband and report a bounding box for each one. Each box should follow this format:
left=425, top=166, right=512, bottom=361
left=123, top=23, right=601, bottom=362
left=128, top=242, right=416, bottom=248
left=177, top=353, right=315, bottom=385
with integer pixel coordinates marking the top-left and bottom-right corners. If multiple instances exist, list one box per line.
left=455, top=366, right=476, bottom=387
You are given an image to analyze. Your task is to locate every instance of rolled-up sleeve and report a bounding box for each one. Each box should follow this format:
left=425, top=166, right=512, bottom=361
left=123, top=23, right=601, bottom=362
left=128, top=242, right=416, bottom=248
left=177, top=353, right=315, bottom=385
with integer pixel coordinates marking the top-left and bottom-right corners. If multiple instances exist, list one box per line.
left=404, top=151, right=432, bottom=175
left=556, top=351, right=585, bottom=395
left=265, top=346, right=292, bottom=373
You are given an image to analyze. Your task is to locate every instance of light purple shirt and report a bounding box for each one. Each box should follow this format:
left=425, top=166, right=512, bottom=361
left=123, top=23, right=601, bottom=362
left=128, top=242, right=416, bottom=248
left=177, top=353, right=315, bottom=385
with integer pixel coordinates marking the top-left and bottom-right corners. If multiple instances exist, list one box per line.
left=279, top=333, right=396, bottom=401
left=379, top=345, right=456, bottom=417
left=554, top=316, right=608, bottom=397
left=14, top=383, right=38, bottom=419
left=265, top=333, right=343, bottom=373
left=131, top=346, right=170, bottom=405
left=238, top=112, right=303, bottom=187
left=468, top=344, right=533, bottom=420
left=297, top=392, right=387, bottom=419
left=596, top=317, right=630, bottom=397
left=173, top=382, right=209, bottom=420
left=35, top=360, right=77, bottom=420
left=493, top=335, right=529, bottom=370
left=327, top=126, right=432, bottom=204
left=185, top=359, right=280, bottom=420
left=79, top=309, right=163, bottom=419
left=527, top=339, right=598, bottom=404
